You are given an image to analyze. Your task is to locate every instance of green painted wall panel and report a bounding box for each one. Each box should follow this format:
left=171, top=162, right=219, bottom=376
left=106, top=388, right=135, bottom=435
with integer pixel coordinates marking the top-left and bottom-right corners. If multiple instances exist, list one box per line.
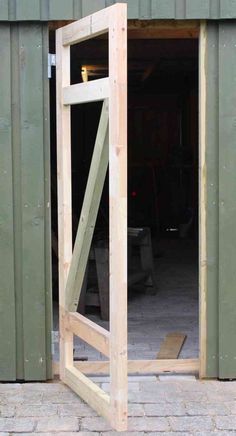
left=19, top=24, right=47, bottom=380
left=49, top=0, right=74, bottom=20
left=220, top=0, right=236, bottom=17
left=205, top=22, right=220, bottom=378
left=82, top=0, right=106, bottom=16
left=1, top=0, right=236, bottom=20
left=0, top=22, right=52, bottom=381
left=0, top=24, right=16, bottom=381
left=139, top=0, right=151, bottom=19
left=11, top=24, right=24, bottom=380
left=218, top=21, right=236, bottom=379
left=186, top=0, right=210, bottom=18
left=0, top=0, right=8, bottom=19
left=151, top=0, right=176, bottom=19
left=16, top=0, right=40, bottom=20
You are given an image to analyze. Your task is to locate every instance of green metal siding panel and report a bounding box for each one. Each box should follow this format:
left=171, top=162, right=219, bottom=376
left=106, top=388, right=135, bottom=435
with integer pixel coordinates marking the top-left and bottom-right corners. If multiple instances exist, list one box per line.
left=11, top=24, right=24, bottom=380
left=0, top=22, right=52, bottom=381
left=20, top=24, right=47, bottom=380
left=0, top=24, right=16, bottom=381
left=0, top=0, right=8, bottom=19
left=186, top=0, right=211, bottom=18
left=82, top=0, right=106, bottom=16
left=49, top=0, right=74, bottom=20
left=151, top=0, right=176, bottom=19
left=16, top=0, right=41, bottom=20
left=220, top=0, right=236, bottom=18
left=139, top=0, right=151, bottom=19
left=1, top=0, right=236, bottom=20
left=205, top=22, right=220, bottom=378
left=218, top=21, right=236, bottom=379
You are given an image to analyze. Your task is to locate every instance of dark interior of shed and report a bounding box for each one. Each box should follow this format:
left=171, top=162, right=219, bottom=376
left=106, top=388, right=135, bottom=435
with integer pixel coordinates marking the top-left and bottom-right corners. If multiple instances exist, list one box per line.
left=49, top=28, right=199, bottom=361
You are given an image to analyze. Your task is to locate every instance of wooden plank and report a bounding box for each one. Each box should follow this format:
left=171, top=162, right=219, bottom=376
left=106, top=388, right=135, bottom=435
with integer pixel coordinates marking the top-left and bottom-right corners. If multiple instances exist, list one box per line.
left=157, top=333, right=186, bottom=360
left=66, top=312, right=110, bottom=357
left=218, top=21, right=236, bottom=379
left=61, top=6, right=112, bottom=46
left=53, top=359, right=200, bottom=376
left=65, top=366, right=110, bottom=421
left=128, top=19, right=199, bottom=39
left=109, top=4, right=128, bottom=431
left=63, top=78, right=109, bottom=106
left=199, top=21, right=207, bottom=379
left=56, top=28, right=74, bottom=381
left=19, top=24, right=47, bottom=380
left=65, top=101, right=109, bottom=312
left=0, top=23, right=16, bottom=381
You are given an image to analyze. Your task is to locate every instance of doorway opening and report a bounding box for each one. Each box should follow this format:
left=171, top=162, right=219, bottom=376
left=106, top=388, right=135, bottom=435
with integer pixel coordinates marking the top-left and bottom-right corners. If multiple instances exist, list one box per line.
left=49, top=21, right=200, bottom=371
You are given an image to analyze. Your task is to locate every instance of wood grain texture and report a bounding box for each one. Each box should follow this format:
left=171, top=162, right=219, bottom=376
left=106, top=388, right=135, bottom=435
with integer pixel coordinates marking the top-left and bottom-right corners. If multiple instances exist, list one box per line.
left=109, top=4, right=128, bottom=431
left=53, top=359, right=200, bottom=376
left=56, top=27, right=73, bottom=381
left=66, top=312, right=110, bottom=357
left=65, top=101, right=108, bottom=312
left=157, top=333, right=186, bottom=359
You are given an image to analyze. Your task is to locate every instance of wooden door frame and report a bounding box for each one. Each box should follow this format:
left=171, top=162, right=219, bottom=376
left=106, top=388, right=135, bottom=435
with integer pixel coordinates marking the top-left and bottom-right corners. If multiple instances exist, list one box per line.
left=55, top=16, right=207, bottom=426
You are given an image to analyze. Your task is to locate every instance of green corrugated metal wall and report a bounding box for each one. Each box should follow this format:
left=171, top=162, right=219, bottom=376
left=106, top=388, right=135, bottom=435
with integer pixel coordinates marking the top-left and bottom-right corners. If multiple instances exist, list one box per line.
left=0, top=22, right=52, bottom=381
left=1, top=0, right=236, bottom=20
left=205, top=20, right=236, bottom=379
left=1, top=1, right=236, bottom=381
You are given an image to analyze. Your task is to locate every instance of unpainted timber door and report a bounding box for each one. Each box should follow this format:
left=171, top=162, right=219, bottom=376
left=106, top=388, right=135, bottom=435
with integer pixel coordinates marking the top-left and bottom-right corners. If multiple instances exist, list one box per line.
left=56, top=4, right=128, bottom=432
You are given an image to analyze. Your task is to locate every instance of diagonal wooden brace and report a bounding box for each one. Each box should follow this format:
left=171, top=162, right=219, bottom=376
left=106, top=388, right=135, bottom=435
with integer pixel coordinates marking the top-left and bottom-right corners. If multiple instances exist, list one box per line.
left=65, top=100, right=109, bottom=312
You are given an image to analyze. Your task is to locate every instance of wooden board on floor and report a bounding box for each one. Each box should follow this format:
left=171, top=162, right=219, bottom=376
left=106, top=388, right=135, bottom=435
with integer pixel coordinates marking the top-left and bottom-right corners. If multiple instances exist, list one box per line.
left=157, top=333, right=187, bottom=360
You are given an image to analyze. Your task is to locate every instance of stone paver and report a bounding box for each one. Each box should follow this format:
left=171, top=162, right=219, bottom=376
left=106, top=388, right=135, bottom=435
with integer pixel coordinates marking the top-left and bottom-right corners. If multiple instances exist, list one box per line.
left=0, top=379, right=235, bottom=434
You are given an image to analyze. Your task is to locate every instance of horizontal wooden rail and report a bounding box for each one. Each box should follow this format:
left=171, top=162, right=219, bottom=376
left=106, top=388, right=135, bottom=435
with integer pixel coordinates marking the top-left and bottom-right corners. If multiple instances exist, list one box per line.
left=63, top=78, right=109, bottom=106
left=75, top=359, right=199, bottom=375
left=62, top=6, right=112, bottom=46
left=53, top=359, right=199, bottom=377
left=65, top=366, right=110, bottom=420
left=65, top=312, right=110, bottom=357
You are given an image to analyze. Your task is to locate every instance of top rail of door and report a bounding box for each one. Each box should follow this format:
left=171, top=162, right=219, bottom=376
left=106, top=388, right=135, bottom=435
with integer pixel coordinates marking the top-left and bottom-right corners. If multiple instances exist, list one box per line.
left=60, top=4, right=123, bottom=46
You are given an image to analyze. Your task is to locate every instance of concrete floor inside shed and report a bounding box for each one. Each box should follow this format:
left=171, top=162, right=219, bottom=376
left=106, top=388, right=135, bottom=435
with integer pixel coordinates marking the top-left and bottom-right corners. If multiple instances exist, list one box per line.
left=53, top=238, right=198, bottom=362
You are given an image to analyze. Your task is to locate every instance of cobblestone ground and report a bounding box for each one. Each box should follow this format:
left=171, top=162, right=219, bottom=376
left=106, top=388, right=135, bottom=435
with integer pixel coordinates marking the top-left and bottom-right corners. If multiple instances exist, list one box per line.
left=1, top=376, right=236, bottom=435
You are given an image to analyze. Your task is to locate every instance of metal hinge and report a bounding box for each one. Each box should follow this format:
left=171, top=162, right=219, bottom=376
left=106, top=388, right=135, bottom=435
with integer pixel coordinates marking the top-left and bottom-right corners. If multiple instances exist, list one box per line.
left=48, top=53, right=56, bottom=79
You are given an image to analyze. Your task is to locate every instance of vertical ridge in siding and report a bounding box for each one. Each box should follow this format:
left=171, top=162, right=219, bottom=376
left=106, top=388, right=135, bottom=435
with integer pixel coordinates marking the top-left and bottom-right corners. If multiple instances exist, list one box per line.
left=11, top=23, right=25, bottom=381
left=0, top=24, right=16, bottom=381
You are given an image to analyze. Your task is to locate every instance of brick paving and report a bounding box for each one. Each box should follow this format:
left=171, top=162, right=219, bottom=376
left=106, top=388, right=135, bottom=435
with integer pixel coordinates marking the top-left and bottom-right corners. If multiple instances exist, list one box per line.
left=1, top=377, right=236, bottom=435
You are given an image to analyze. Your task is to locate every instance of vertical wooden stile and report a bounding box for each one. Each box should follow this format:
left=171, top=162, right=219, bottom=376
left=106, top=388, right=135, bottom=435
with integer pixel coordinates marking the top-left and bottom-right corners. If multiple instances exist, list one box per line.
left=109, top=5, right=128, bottom=431
left=56, top=29, right=73, bottom=380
